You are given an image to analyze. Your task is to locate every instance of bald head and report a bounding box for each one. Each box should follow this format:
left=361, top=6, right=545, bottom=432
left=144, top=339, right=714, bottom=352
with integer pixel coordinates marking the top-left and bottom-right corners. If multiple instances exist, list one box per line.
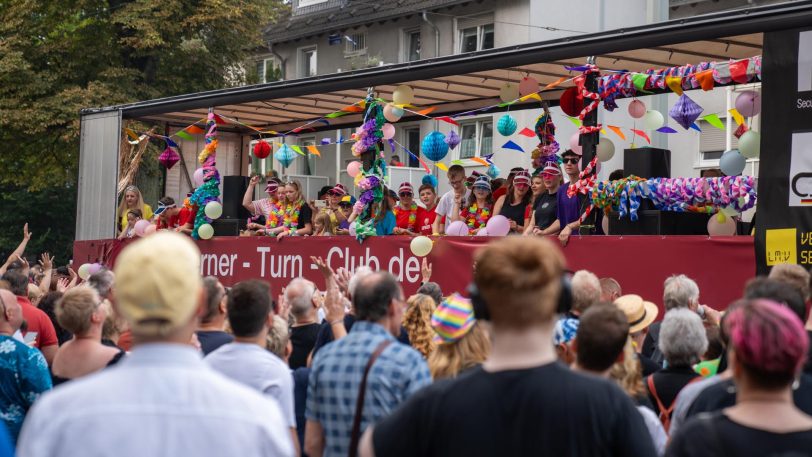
left=286, top=278, right=317, bottom=320
left=0, top=289, right=23, bottom=332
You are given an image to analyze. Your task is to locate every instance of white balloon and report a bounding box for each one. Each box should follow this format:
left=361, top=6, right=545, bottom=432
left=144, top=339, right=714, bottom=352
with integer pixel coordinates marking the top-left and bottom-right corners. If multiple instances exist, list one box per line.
left=642, top=110, right=664, bottom=130
left=596, top=138, right=615, bottom=162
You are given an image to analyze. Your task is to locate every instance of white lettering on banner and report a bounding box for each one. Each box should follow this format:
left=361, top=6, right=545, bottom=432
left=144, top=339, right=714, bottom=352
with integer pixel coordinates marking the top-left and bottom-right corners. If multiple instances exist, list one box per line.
left=257, top=247, right=303, bottom=279
left=388, top=248, right=422, bottom=283
left=789, top=132, right=812, bottom=206
left=200, top=253, right=237, bottom=277
left=326, top=247, right=381, bottom=272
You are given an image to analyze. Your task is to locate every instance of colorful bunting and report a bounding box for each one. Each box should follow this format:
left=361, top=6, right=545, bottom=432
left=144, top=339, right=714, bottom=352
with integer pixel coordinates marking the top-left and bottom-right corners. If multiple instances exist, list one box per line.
left=702, top=114, right=725, bottom=130
left=325, top=111, right=350, bottom=119
left=566, top=117, right=582, bottom=127
left=519, top=93, right=542, bottom=102
left=518, top=127, right=536, bottom=138
left=607, top=125, right=626, bottom=140
left=665, top=76, right=684, bottom=96
left=306, top=145, right=321, bottom=157
left=728, top=108, right=745, bottom=126
left=165, top=138, right=179, bottom=148
left=186, top=125, right=204, bottom=135
left=729, top=59, right=750, bottom=84
left=696, top=70, right=715, bottom=91
left=544, top=76, right=567, bottom=90
left=502, top=140, right=525, bottom=152
left=436, top=116, right=460, bottom=126
left=176, top=131, right=193, bottom=141
left=290, top=145, right=306, bottom=156
left=631, top=74, right=651, bottom=94
left=213, top=114, right=228, bottom=125
left=471, top=157, right=490, bottom=166
left=416, top=107, right=437, bottom=116
left=125, top=128, right=139, bottom=141
left=656, top=126, right=678, bottom=133
left=690, top=123, right=702, bottom=132
left=630, top=129, right=651, bottom=144
left=435, top=162, right=449, bottom=172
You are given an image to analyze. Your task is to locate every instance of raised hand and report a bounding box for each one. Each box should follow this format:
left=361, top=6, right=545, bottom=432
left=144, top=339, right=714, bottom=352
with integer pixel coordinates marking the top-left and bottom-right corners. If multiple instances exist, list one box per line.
left=56, top=277, right=70, bottom=292
left=421, top=258, right=432, bottom=283
left=23, top=223, right=31, bottom=241
left=39, top=253, right=53, bottom=271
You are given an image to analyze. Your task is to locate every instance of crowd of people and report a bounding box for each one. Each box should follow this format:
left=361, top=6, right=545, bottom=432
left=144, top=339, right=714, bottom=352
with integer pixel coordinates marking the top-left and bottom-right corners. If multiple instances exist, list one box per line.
left=113, top=150, right=609, bottom=244
left=1, top=219, right=811, bottom=456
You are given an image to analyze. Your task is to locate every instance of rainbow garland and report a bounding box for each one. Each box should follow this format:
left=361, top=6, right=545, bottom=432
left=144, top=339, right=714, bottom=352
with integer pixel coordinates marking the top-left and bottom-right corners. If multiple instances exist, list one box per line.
left=590, top=175, right=757, bottom=221
left=190, top=111, right=221, bottom=239
left=352, top=94, right=388, bottom=242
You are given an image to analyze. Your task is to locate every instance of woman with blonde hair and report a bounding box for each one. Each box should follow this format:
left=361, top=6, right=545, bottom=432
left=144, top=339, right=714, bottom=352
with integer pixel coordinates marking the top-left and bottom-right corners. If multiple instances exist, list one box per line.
left=312, top=211, right=336, bottom=236
left=50, top=286, right=126, bottom=386
left=428, top=293, right=490, bottom=380
left=402, top=294, right=436, bottom=359
left=116, top=185, right=153, bottom=235
left=271, top=180, right=313, bottom=238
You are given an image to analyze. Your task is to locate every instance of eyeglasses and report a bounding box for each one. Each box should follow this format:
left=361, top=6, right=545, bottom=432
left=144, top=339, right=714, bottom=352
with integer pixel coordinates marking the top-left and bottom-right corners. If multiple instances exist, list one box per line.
left=448, top=178, right=464, bottom=186
left=399, top=192, right=413, bottom=198
left=562, top=158, right=579, bottom=164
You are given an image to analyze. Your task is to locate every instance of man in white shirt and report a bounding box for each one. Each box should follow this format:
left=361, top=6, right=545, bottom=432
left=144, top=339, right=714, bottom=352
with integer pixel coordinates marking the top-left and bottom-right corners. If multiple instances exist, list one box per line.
left=431, top=164, right=469, bottom=235
left=18, top=232, right=294, bottom=457
left=206, top=279, right=299, bottom=454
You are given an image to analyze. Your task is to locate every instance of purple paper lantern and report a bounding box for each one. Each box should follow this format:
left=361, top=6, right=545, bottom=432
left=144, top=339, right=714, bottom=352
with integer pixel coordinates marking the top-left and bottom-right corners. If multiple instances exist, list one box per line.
left=669, top=94, right=704, bottom=130
left=158, top=147, right=180, bottom=169
left=445, top=130, right=461, bottom=150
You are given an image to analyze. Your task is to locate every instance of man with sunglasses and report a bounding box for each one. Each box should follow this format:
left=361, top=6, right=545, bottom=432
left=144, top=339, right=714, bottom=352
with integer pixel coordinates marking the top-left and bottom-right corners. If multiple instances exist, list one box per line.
left=393, top=182, right=419, bottom=236
left=548, top=150, right=592, bottom=246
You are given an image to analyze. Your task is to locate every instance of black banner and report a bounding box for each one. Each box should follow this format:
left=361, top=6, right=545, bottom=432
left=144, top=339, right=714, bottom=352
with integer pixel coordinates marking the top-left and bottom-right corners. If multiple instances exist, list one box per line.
left=756, top=28, right=812, bottom=273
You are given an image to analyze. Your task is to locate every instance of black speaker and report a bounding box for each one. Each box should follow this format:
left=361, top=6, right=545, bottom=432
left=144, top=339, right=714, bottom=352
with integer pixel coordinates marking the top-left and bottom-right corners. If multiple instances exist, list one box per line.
left=609, top=210, right=711, bottom=235
left=212, top=218, right=243, bottom=236
left=222, top=175, right=251, bottom=220
left=624, top=147, right=670, bottom=179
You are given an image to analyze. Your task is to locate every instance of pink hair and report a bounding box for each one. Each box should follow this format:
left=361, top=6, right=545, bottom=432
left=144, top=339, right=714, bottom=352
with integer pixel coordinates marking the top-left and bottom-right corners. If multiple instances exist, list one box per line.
left=726, top=299, right=809, bottom=376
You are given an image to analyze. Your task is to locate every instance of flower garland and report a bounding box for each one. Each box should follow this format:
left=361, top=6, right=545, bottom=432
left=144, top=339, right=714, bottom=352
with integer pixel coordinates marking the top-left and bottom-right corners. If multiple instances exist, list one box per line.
left=190, top=111, right=222, bottom=239
left=265, top=199, right=283, bottom=229
left=394, top=203, right=418, bottom=229
left=282, top=200, right=303, bottom=229
left=464, top=204, right=491, bottom=232
left=351, top=94, right=388, bottom=242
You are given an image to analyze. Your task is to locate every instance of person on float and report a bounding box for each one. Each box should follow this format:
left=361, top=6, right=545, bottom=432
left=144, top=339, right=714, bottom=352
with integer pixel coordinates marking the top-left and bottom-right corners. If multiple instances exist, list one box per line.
left=176, top=191, right=197, bottom=235
left=529, top=172, right=547, bottom=210
left=432, top=165, right=468, bottom=235
left=334, top=196, right=355, bottom=235
left=492, top=167, right=524, bottom=201
left=154, top=197, right=183, bottom=230
left=347, top=189, right=397, bottom=236
left=117, top=209, right=142, bottom=240
left=271, top=180, right=313, bottom=239
left=450, top=175, right=493, bottom=235
left=492, top=169, right=533, bottom=234
left=416, top=184, right=439, bottom=236
left=524, top=163, right=563, bottom=236
left=243, top=176, right=283, bottom=235
left=116, top=185, right=153, bottom=235
left=325, top=184, right=349, bottom=229
left=392, top=182, right=420, bottom=236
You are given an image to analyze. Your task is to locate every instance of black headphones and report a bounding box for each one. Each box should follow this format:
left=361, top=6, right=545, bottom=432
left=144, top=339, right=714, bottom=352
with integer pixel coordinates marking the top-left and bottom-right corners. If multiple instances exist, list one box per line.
left=468, top=273, right=572, bottom=321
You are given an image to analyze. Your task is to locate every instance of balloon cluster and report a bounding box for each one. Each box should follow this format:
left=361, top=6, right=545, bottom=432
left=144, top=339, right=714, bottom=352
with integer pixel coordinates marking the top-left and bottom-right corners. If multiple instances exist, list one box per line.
left=190, top=112, right=222, bottom=240
left=531, top=105, right=560, bottom=171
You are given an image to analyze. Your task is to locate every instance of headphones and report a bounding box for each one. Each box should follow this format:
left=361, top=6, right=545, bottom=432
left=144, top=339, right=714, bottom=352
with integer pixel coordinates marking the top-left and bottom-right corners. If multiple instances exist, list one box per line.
left=468, top=273, right=572, bottom=321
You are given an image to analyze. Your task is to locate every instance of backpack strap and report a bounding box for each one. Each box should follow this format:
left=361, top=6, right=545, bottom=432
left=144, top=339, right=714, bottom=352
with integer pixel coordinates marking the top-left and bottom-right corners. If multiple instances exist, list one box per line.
left=348, top=339, right=393, bottom=457
left=647, top=375, right=675, bottom=433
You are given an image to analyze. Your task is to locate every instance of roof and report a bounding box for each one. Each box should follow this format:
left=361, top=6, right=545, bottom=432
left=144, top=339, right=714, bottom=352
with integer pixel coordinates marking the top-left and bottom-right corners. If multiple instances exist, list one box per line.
left=82, top=1, right=812, bottom=134
left=264, top=0, right=473, bottom=43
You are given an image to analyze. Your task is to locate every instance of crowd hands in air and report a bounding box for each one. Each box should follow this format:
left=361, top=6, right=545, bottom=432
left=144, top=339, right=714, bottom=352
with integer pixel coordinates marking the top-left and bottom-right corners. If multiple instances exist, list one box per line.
left=1, top=214, right=812, bottom=456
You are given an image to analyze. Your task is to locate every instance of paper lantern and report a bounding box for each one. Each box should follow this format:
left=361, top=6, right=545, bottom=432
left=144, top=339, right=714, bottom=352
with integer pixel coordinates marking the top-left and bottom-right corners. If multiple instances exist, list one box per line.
left=158, top=147, right=180, bottom=169
left=275, top=144, right=296, bottom=168
left=519, top=77, right=540, bottom=96
left=382, top=123, right=396, bottom=140
left=445, top=130, right=461, bottom=150
left=707, top=212, right=736, bottom=236
left=193, top=168, right=205, bottom=187
left=410, top=236, right=433, bottom=257
left=596, top=138, right=615, bottom=162
left=719, top=149, right=746, bottom=176
left=393, top=85, right=414, bottom=105
left=77, top=264, right=91, bottom=280
left=642, top=110, right=665, bottom=130
left=669, top=94, right=704, bottom=130
left=497, top=114, right=517, bottom=136
left=383, top=103, right=404, bottom=122
left=486, top=215, right=511, bottom=237
left=568, top=132, right=583, bottom=155
left=628, top=99, right=646, bottom=119
left=198, top=223, right=214, bottom=240
left=205, top=201, right=223, bottom=219
left=738, top=130, right=761, bottom=159
left=559, top=87, right=584, bottom=117
left=421, top=131, right=449, bottom=162
left=735, top=91, right=761, bottom=117
left=253, top=141, right=272, bottom=159
left=347, top=161, right=362, bottom=178
left=499, top=83, right=520, bottom=103
left=486, top=163, right=500, bottom=179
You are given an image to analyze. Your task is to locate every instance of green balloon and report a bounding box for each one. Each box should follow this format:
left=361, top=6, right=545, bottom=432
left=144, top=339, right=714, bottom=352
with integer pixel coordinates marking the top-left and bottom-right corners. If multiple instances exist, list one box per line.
left=198, top=223, right=214, bottom=240
left=205, top=201, right=222, bottom=219
left=738, top=130, right=760, bottom=159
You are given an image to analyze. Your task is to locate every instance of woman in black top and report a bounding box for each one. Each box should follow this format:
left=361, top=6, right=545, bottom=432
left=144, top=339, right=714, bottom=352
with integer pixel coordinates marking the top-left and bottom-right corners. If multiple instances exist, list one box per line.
left=493, top=169, right=532, bottom=234
left=668, top=299, right=812, bottom=457
left=524, top=163, right=562, bottom=235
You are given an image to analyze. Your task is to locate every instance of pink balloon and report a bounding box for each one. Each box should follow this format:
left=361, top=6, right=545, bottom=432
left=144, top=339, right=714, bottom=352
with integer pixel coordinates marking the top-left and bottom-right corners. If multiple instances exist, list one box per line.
left=144, top=224, right=158, bottom=236
left=134, top=220, right=151, bottom=237
left=383, top=104, right=403, bottom=122
left=445, top=221, right=469, bottom=236
left=347, top=161, right=362, bottom=178
left=602, top=215, right=609, bottom=235
left=87, top=263, right=102, bottom=275
left=475, top=228, right=489, bottom=236
left=519, top=77, right=539, bottom=96
left=382, top=123, right=396, bottom=140
left=193, top=168, right=205, bottom=187
left=734, top=91, right=761, bottom=117
left=349, top=222, right=357, bottom=237
left=569, top=132, right=583, bottom=155
left=486, top=215, right=511, bottom=237
left=628, top=99, right=646, bottom=119
left=707, top=213, right=736, bottom=236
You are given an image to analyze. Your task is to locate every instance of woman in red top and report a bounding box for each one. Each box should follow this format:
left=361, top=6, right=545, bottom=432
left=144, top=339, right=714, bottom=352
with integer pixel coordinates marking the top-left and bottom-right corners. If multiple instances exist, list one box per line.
left=451, top=175, right=493, bottom=235
left=416, top=184, right=438, bottom=236
left=393, top=182, right=419, bottom=236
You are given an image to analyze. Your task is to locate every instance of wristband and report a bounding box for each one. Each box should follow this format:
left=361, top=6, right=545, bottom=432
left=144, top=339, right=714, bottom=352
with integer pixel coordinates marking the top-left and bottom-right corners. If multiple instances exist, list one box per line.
left=329, top=319, right=344, bottom=326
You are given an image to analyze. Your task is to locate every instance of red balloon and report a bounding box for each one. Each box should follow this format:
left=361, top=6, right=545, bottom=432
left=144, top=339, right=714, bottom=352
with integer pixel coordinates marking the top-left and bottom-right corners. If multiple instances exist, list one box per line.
left=253, top=141, right=271, bottom=159
left=559, top=87, right=584, bottom=118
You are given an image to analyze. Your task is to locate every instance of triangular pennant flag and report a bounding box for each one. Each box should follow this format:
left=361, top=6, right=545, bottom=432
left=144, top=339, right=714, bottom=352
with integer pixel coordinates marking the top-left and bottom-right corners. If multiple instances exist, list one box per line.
left=502, top=140, right=525, bottom=152
left=734, top=123, right=749, bottom=139
left=728, top=108, right=745, bottom=126
left=689, top=122, right=702, bottom=132
left=656, top=126, right=678, bottom=133
left=451, top=160, right=464, bottom=166
left=165, top=138, right=179, bottom=148
left=436, top=116, right=460, bottom=126
left=186, top=125, right=204, bottom=135
left=317, top=119, right=330, bottom=126
left=471, top=157, right=490, bottom=166
left=342, top=105, right=364, bottom=113
left=416, top=106, right=437, bottom=116
left=607, top=125, right=626, bottom=140
left=337, top=136, right=345, bottom=144
left=497, top=100, right=518, bottom=108
left=213, top=114, right=228, bottom=125
left=435, top=162, right=449, bottom=172
left=306, top=145, right=321, bottom=157
left=518, top=127, right=536, bottom=138
left=702, top=114, right=725, bottom=130
left=665, top=76, right=684, bottom=96
left=519, top=93, right=542, bottom=102
left=696, top=70, right=715, bottom=91
left=567, top=117, right=582, bottom=127
left=325, top=111, right=349, bottom=119
left=125, top=128, right=139, bottom=141
left=175, top=131, right=193, bottom=141
left=632, top=74, right=652, bottom=94
left=729, top=59, right=750, bottom=84
left=544, top=76, right=567, bottom=90
left=290, top=145, right=306, bottom=156
left=600, top=129, right=607, bottom=135
left=630, top=129, right=651, bottom=144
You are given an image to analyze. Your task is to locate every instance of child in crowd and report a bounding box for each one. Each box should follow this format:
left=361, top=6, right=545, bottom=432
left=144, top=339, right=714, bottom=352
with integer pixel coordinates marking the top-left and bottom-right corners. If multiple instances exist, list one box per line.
left=312, top=211, right=336, bottom=236
left=117, top=209, right=142, bottom=239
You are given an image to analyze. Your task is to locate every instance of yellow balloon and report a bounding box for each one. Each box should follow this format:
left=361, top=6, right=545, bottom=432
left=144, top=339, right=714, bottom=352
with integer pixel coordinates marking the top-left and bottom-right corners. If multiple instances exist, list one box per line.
left=410, top=236, right=433, bottom=257
left=393, top=85, right=414, bottom=106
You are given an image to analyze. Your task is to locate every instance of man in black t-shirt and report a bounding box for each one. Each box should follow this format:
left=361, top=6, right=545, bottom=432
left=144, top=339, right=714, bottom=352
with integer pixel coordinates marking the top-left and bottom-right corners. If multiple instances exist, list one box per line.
left=195, top=276, right=234, bottom=356
left=360, top=237, right=656, bottom=457
left=286, top=278, right=322, bottom=369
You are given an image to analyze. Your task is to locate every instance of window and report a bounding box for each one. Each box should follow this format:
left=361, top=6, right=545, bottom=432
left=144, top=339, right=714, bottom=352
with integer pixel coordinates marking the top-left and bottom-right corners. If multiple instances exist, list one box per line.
left=298, top=0, right=328, bottom=7
left=299, top=136, right=316, bottom=176
left=403, top=29, right=421, bottom=62
left=403, top=127, right=421, bottom=167
left=459, top=119, right=493, bottom=159
left=255, top=58, right=281, bottom=83
left=299, top=47, right=317, bottom=77
left=459, top=23, right=494, bottom=53
left=344, top=32, right=366, bottom=56
left=698, top=119, right=738, bottom=166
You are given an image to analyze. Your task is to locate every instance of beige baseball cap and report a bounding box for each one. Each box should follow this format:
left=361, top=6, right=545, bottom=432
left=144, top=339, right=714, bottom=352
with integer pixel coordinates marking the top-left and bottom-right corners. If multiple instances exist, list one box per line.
left=113, top=232, right=202, bottom=338
left=613, top=294, right=659, bottom=334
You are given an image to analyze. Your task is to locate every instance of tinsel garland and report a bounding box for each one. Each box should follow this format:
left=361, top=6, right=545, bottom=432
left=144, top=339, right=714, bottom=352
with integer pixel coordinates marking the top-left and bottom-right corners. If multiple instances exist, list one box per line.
left=190, top=111, right=221, bottom=239
left=352, top=95, right=388, bottom=242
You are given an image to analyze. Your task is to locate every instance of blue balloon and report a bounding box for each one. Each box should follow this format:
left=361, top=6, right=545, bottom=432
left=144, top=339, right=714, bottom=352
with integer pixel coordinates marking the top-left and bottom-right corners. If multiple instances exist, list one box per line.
left=421, top=131, right=449, bottom=162
left=719, top=149, right=745, bottom=176
left=422, top=174, right=438, bottom=188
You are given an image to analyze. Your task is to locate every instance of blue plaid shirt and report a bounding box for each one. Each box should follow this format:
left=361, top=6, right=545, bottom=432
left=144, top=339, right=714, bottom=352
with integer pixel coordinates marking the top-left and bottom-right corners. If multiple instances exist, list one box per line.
left=306, top=321, right=431, bottom=457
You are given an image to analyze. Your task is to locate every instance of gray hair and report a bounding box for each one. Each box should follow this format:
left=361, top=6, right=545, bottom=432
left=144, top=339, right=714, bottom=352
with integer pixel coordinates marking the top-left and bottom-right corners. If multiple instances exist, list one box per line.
left=286, top=278, right=316, bottom=319
left=201, top=276, right=225, bottom=323
left=662, top=274, right=699, bottom=311
left=266, top=315, right=290, bottom=360
left=348, top=265, right=374, bottom=299
left=87, top=268, right=115, bottom=299
left=571, top=270, right=601, bottom=314
left=658, top=308, right=707, bottom=367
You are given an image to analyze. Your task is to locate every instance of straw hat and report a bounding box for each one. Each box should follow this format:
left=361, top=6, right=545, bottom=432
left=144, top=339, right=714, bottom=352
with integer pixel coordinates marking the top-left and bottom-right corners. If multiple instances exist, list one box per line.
left=613, top=294, right=659, bottom=334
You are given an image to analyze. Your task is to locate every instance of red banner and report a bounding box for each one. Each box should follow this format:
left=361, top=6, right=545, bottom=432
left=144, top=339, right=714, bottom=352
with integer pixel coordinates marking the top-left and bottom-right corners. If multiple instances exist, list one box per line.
left=74, top=236, right=755, bottom=313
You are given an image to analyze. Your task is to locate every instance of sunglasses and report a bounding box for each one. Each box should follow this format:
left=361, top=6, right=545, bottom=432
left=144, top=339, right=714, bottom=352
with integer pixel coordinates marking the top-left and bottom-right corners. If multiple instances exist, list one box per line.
left=542, top=173, right=558, bottom=179
left=399, top=192, right=413, bottom=198
left=562, top=158, right=579, bottom=164
left=514, top=183, right=529, bottom=188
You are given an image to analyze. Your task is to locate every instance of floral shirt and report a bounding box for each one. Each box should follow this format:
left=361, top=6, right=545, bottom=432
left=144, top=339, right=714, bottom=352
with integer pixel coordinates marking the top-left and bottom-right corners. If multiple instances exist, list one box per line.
left=0, top=335, right=52, bottom=444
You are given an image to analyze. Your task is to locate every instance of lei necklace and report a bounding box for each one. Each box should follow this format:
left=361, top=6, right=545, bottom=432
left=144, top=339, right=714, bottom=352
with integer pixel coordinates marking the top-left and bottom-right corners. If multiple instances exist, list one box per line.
left=394, top=203, right=418, bottom=229
left=265, top=198, right=282, bottom=228
left=282, top=200, right=303, bottom=229
left=465, top=203, right=491, bottom=230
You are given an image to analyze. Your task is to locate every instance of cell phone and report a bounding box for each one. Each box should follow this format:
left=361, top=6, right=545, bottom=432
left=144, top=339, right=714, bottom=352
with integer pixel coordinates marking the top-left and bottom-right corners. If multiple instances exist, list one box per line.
left=314, top=200, right=327, bottom=208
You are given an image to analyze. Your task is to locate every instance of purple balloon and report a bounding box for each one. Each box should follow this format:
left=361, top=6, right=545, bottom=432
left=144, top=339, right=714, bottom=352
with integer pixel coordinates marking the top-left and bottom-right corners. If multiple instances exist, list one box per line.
left=734, top=91, right=761, bottom=118
left=349, top=222, right=357, bottom=237
left=87, top=263, right=102, bottom=275
left=193, top=168, right=205, bottom=187
left=475, top=228, right=489, bottom=236
left=134, top=219, right=151, bottom=237
left=486, top=215, right=511, bottom=237
left=445, top=221, right=469, bottom=236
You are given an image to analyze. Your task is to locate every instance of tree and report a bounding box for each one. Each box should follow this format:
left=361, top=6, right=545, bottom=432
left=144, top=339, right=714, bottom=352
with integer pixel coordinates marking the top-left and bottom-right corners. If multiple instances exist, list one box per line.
left=0, top=0, right=286, bottom=261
